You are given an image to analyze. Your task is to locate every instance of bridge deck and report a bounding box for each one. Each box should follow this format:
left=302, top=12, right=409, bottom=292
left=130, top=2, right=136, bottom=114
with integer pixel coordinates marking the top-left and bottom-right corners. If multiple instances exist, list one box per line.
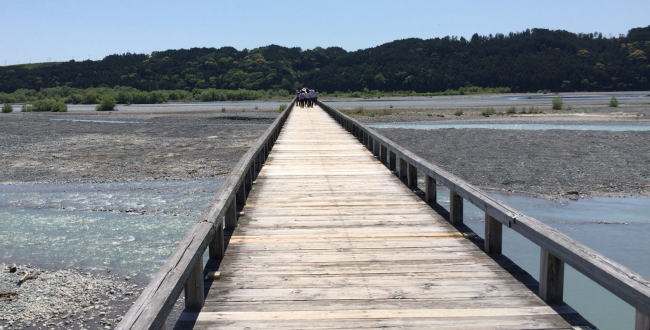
left=180, top=106, right=573, bottom=329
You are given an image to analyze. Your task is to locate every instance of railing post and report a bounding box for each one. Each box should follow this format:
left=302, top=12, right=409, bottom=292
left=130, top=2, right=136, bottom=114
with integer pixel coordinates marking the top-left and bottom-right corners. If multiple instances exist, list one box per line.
left=236, top=183, right=246, bottom=211
left=373, top=140, right=380, bottom=157
left=225, top=198, right=237, bottom=230
left=398, top=158, right=408, bottom=183
left=637, top=310, right=650, bottom=330
left=425, top=175, right=436, bottom=204
left=484, top=214, right=502, bottom=255
left=184, top=260, right=205, bottom=311
left=539, top=248, right=564, bottom=304
left=245, top=168, right=253, bottom=193
left=407, top=164, right=417, bottom=189
left=379, top=145, right=388, bottom=165
left=389, top=151, right=397, bottom=171
left=209, top=221, right=224, bottom=260
left=449, top=191, right=463, bottom=225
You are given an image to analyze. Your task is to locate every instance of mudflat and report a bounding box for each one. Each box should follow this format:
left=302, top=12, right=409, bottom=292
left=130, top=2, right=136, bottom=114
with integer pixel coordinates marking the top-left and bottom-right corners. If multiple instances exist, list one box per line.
left=0, top=111, right=277, bottom=184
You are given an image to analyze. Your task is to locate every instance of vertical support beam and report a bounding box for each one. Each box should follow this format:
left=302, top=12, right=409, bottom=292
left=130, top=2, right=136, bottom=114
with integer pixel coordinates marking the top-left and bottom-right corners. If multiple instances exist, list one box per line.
left=389, top=151, right=397, bottom=171
left=367, top=136, right=373, bottom=151
left=484, top=214, right=502, bottom=255
left=209, top=221, right=224, bottom=260
left=407, top=164, right=417, bottom=189
left=637, top=310, right=650, bottom=330
left=399, top=158, right=408, bottom=183
left=225, top=199, right=237, bottom=230
left=449, top=191, right=463, bottom=225
left=236, top=183, right=246, bottom=211
left=245, top=168, right=253, bottom=193
left=373, top=140, right=380, bottom=157
left=380, top=145, right=388, bottom=165
left=425, top=175, right=436, bottom=204
left=184, top=261, right=204, bottom=311
left=539, top=249, right=564, bottom=304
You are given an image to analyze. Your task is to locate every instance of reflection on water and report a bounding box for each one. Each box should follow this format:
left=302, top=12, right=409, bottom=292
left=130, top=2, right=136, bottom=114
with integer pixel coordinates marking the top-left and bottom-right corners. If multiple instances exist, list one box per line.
left=436, top=188, right=650, bottom=330
left=0, top=179, right=223, bottom=280
left=370, top=122, right=650, bottom=131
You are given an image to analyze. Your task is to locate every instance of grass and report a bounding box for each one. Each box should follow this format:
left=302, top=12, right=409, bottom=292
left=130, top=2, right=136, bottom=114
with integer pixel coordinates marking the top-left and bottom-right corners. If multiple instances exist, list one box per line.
left=22, top=98, right=67, bottom=112
left=609, top=96, right=619, bottom=107
left=481, top=107, right=496, bottom=117
left=552, top=96, right=563, bottom=110
left=454, top=110, right=463, bottom=116
left=278, top=104, right=287, bottom=113
left=506, top=106, right=516, bottom=114
left=96, top=96, right=116, bottom=111
left=2, top=103, right=12, bottom=113
left=323, top=86, right=511, bottom=99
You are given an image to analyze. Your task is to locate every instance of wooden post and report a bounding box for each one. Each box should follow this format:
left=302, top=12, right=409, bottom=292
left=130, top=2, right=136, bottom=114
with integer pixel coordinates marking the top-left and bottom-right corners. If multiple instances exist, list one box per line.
left=636, top=310, right=650, bottom=330
left=425, top=175, right=436, bottom=204
left=245, top=168, right=253, bottom=193
left=367, top=137, right=373, bottom=151
left=449, top=191, right=463, bottom=225
left=209, top=221, right=224, bottom=260
left=399, top=158, right=408, bottom=183
left=373, top=140, right=380, bottom=157
left=236, top=183, right=246, bottom=211
left=184, top=261, right=204, bottom=311
left=225, top=199, right=237, bottom=230
left=389, top=151, right=397, bottom=171
left=380, top=145, right=388, bottom=165
left=484, top=214, right=502, bottom=255
left=539, top=249, right=564, bottom=304
left=407, top=164, right=417, bottom=189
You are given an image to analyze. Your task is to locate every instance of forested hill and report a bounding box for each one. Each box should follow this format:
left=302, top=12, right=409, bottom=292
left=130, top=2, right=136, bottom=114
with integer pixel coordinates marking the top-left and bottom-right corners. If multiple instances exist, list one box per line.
left=1, top=26, right=649, bottom=93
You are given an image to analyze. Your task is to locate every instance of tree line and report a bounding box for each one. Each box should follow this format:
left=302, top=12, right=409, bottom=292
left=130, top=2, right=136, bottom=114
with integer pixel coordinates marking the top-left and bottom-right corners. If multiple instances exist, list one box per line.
left=1, top=26, right=648, bottom=95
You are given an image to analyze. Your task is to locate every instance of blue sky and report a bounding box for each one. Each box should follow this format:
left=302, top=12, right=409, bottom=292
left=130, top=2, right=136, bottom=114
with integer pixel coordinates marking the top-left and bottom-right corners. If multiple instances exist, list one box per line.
left=1, top=0, right=649, bottom=65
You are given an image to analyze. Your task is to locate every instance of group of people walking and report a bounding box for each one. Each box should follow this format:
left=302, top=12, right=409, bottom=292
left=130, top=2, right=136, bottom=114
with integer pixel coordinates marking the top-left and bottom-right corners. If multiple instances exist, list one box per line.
left=297, top=88, right=318, bottom=108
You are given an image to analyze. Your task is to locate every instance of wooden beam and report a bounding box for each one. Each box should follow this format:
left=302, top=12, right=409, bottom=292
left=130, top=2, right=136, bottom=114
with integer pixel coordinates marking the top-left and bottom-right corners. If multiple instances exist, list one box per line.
left=184, top=261, right=205, bottom=311
left=449, top=191, right=463, bottom=225
left=540, top=248, right=564, bottom=304
left=236, top=184, right=246, bottom=211
left=637, top=310, right=650, bottom=330
left=225, top=199, right=237, bottom=230
left=389, top=151, right=397, bottom=172
left=407, top=164, right=417, bottom=189
left=399, top=158, right=408, bottom=183
left=425, top=176, right=436, bottom=204
left=484, top=215, right=502, bottom=255
left=209, top=222, right=224, bottom=260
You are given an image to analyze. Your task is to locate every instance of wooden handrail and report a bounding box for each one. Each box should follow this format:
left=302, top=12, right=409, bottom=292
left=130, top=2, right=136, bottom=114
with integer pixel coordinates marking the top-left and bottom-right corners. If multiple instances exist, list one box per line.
left=318, top=100, right=650, bottom=329
left=117, top=100, right=295, bottom=329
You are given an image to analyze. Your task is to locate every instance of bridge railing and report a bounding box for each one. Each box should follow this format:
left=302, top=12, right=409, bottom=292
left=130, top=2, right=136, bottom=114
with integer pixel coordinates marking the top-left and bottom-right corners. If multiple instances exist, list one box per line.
left=319, top=101, right=650, bottom=330
left=116, top=100, right=295, bottom=330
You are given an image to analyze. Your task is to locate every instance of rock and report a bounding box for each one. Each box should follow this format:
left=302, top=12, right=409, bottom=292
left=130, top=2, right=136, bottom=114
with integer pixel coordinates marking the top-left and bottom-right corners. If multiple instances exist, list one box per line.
left=8, top=264, right=17, bottom=273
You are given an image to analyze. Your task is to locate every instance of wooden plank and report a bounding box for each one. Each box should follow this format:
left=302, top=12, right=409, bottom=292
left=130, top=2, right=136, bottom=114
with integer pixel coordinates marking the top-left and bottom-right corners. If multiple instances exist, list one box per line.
left=186, top=105, right=578, bottom=329
left=318, top=101, right=650, bottom=317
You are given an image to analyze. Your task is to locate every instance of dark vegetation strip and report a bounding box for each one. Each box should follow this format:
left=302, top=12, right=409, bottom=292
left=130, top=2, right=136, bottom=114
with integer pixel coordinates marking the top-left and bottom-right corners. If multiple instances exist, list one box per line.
left=1, top=26, right=649, bottom=94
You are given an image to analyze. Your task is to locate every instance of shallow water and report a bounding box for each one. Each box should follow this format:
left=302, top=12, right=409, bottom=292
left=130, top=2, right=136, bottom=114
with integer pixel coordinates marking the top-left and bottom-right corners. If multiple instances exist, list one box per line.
left=0, top=179, right=223, bottom=279
left=370, top=122, right=650, bottom=131
left=435, top=188, right=650, bottom=330
left=0, top=179, right=647, bottom=328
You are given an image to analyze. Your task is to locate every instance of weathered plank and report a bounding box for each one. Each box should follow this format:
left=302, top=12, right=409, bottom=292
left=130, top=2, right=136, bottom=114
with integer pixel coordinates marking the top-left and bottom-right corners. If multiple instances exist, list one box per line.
left=184, top=105, right=577, bottom=329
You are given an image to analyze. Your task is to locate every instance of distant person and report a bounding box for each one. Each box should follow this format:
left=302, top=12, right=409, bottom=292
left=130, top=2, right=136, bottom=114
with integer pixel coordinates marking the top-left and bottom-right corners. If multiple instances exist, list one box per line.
left=309, top=89, right=318, bottom=107
left=298, top=90, right=306, bottom=107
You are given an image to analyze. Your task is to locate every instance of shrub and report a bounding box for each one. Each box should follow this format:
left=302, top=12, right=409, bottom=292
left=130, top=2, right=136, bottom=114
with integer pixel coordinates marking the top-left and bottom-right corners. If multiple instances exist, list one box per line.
left=454, top=110, right=463, bottom=116
left=506, top=106, right=516, bottom=114
left=96, top=96, right=116, bottom=111
left=609, top=96, right=619, bottom=107
left=2, top=103, right=12, bottom=113
left=481, top=107, right=496, bottom=117
left=278, top=104, right=287, bottom=112
left=22, top=99, right=67, bottom=112
left=552, top=96, right=563, bottom=110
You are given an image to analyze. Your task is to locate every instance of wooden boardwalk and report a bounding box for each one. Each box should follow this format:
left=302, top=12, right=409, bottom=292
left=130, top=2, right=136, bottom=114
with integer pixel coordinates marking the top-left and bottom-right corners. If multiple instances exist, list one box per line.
left=179, top=105, right=574, bottom=329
